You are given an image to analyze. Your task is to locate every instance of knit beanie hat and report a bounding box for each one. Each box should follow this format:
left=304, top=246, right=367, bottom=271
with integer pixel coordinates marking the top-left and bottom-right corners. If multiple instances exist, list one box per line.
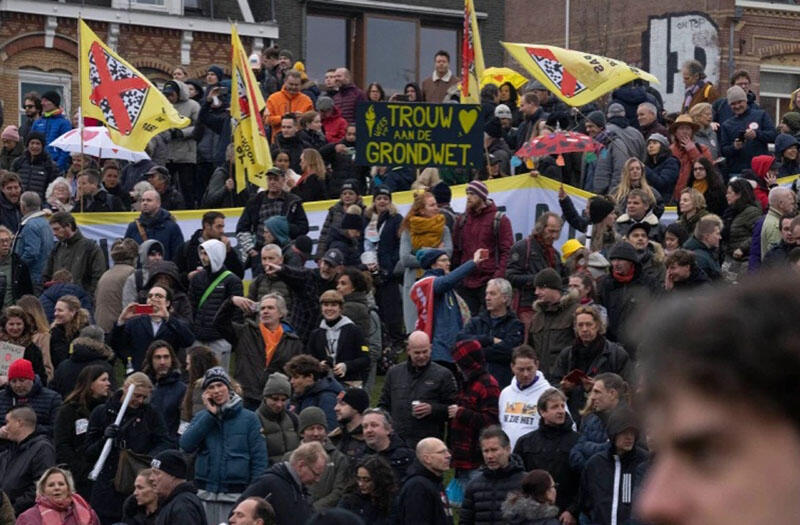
left=8, top=359, right=34, bottom=381
left=262, top=372, right=291, bottom=398
left=608, top=242, right=639, bottom=263
left=26, top=131, right=45, bottom=147
left=589, top=197, right=616, bottom=224
left=373, top=185, right=392, bottom=200
left=417, top=248, right=447, bottom=270
left=207, top=65, right=224, bottom=80
left=431, top=182, right=452, bottom=204
left=647, top=133, right=670, bottom=150
left=727, top=85, right=747, bottom=104
left=341, top=212, right=363, bottom=231
left=264, top=215, right=290, bottom=246
left=466, top=180, right=489, bottom=201
left=41, top=90, right=61, bottom=107
left=201, top=366, right=232, bottom=391
left=586, top=110, right=606, bottom=128
left=293, top=235, right=313, bottom=259
left=151, top=450, right=188, bottom=479
left=484, top=117, right=502, bottom=139
left=298, top=406, right=328, bottom=432
left=782, top=112, right=800, bottom=134
left=279, top=49, right=294, bottom=61
left=1, top=126, right=19, bottom=142
left=339, top=387, right=370, bottom=413
left=534, top=268, right=562, bottom=290
left=340, top=179, right=359, bottom=195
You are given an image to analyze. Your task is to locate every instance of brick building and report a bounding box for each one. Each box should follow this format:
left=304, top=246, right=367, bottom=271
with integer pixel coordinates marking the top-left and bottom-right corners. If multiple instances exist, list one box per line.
left=0, top=0, right=505, bottom=130
left=505, top=0, right=800, bottom=121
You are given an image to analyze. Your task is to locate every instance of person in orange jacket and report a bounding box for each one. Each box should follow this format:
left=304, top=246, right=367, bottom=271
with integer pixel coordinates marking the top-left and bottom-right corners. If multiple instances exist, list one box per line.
left=265, top=69, right=314, bottom=142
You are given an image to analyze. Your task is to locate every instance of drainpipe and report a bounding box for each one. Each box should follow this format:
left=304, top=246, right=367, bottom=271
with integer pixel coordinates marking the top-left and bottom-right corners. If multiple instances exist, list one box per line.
left=729, top=7, right=742, bottom=82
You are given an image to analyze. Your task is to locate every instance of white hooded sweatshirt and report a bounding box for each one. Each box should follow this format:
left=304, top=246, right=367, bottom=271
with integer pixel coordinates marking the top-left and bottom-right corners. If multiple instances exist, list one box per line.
left=498, top=371, right=573, bottom=449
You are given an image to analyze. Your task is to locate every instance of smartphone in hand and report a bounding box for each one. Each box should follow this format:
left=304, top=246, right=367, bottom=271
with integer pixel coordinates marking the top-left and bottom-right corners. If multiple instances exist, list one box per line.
left=134, top=304, right=154, bottom=315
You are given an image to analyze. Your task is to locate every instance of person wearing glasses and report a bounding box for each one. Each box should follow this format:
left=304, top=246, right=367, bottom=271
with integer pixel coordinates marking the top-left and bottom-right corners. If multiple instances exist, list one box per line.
left=18, top=92, right=42, bottom=144
left=238, top=441, right=328, bottom=525
left=111, top=284, right=195, bottom=371
left=396, top=437, right=453, bottom=525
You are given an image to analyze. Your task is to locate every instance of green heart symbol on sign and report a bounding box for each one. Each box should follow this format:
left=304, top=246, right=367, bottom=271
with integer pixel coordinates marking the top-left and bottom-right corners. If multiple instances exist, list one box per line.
left=458, top=108, right=479, bottom=135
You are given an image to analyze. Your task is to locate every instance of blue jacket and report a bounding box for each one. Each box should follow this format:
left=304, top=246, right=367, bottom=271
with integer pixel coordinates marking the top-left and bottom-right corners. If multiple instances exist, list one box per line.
left=292, top=375, right=343, bottom=431
left=570, top=412, right=610, bottom=471
left=14, top=212, right=54, bottom=286
left=456, top=310, right=524, bottom=388
left=424, top=260, right=476, bottom=363
left=124, top=208, right=185, bottom=261
left=720, top=106, right=777, bottom=175
left=644, top=152, right=680, bottom=202
left=151, top=370, right=187, bottom=443
left=40, top=282, right=94, bottom=322
left=31, top=112, right=72, bottom=171
left=180, top=394, right=268, bottom=493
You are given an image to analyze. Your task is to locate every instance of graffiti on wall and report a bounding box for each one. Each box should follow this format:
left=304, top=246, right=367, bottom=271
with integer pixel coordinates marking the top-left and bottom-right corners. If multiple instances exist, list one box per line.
left=643, top=12, right=720, bottom=112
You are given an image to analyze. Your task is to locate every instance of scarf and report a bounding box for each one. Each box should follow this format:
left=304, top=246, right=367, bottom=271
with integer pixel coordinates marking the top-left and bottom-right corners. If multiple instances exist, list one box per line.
left=43, top=108, right=64, bottom=118
left=36, top=493, right=93, bottom=525
left=533, top=234, right=556, bottom=267
left=692, top=178, right=708, bottom=195
left=612, top=264, right=636, bottom=284
left=259, top=323, right=283, bottom=367
left=683, top=81, right=702, bottom=110
left=409, top=214, right=446, bottom=277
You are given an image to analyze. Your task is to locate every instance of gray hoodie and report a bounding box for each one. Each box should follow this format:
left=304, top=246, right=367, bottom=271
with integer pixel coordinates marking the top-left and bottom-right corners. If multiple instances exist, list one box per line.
left=165, top=80, right=200, bottom=164
left=121, top=239, right=165, bottom=306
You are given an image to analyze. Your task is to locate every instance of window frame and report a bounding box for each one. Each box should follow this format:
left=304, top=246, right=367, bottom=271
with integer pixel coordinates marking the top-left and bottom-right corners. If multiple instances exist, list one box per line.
left=18, top=69, right=72, bottom=126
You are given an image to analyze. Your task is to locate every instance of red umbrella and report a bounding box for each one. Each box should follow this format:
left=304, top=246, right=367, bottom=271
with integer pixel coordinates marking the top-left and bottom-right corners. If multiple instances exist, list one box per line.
left=515, top=130, right=597, bottom=159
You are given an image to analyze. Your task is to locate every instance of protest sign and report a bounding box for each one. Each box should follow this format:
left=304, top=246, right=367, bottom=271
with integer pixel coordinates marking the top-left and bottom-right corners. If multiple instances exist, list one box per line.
left=355, top=102, right=484, bottom=167
left=0, top=341, right=25, bottom=376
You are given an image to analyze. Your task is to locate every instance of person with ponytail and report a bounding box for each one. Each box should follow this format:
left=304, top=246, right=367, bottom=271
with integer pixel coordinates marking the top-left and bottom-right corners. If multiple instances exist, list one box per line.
left=48, top=295, right=89, bottom=369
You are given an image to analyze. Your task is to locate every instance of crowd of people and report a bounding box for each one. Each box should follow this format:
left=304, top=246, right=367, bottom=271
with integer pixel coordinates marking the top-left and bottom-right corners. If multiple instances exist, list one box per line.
left=0, top=46, right=797, bottom=525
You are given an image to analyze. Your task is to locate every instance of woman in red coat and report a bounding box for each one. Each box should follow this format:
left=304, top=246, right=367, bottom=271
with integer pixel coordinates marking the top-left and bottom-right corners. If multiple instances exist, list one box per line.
left=15, top=466, right=100, bottom=525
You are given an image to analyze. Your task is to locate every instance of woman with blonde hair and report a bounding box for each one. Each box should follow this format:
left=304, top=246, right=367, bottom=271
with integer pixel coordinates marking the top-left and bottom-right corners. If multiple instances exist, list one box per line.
left=84, top=372, right=170, bottom=524
left=17, top=294, right=54, bottom=381
left=612, top=157, right=664, bottom=216
left=399, top=190, right=452, bottom=332
left=688, top=102, right=719, bottom=159
left=676, top=187, right=709, bottom=234
left=50, top=295, right=90, bottom=369
left=291, top=148, right=327, bottom=203
left=15, top=466, right=101, bottom=525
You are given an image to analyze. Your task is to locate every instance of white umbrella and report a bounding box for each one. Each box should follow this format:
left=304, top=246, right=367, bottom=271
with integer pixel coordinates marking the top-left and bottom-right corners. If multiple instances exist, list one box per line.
left=51, top=126, right=151, bottom=162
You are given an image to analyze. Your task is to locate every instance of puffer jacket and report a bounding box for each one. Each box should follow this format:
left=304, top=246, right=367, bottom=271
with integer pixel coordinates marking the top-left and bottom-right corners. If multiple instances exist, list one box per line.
left=332, top=83, right=367, bottom=123
left=214, top=299, right=304, bottom=405
left=49, top=336, right=115, bottom=398
left=529, top=291, right=580, bottom=378
left=316, top=198, right=366, bottom=256
left=123, top=208, right=185, bottom=262
left=0, top=377, right=61, bottom=437
left=378, top=359, right=457, bottom=448
left=569, top=411, right=613, bottom=471
left=164, top=81, right=200, bottom=164
left=11, top=149, right=60, bottom=200
left=31, top=110, right=72, bottom=171
left=452, top=201, right=514, bottom=289
left=188, top=239, right=243, bottom=342
left=0, top=432, right=55, bottom=514
left=720, top=105, right=777, bottom=175
left=175, top=228, right=244, bottom=283
left=505, top=235, right=566, bottom=309
left=501, top=493, right=560, bottom=525
left=256, top=405, right=299, bottom=464
left=0, top=140, right=23, bottom=170
left=460, top=455, right=526, bottom=525
left=291, top=375, right=343, bottom=432
left=180, top=393, right=268, bottom=493
left=722, top=202, right=763, bottom=258
left=457, top=309, right=524, bottom=388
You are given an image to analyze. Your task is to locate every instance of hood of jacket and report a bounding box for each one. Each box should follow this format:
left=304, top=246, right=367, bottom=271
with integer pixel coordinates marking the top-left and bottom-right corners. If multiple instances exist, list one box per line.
left=219, top=392, right=244, bottom=419
left=453, top=339, right=486, bottom=378
left=70, top=336, right=114, bottom=362
left=139, top=207, right=173, bottom=229
left=164, top=79, right=191, bottom=103
left=775, top=133, right=799, bottom=158
left=321, top=105, right=344, bottom=122
left=533, top=288, right=579, bottom=314
left=200, top=238, right=227, bottom=273
left=320, top=315, right=354, bottom=331
left=502, top=492, right=560, bottom=522
left=144, top=260, right=184, bottom=291
left=138, top=239, right=166, bottom=268
left=751, top=155, right=776, bottom=178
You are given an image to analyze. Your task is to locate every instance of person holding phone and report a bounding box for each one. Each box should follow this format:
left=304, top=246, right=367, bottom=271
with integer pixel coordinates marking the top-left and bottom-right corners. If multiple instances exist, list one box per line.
left=111, top=285, right=195, bottom=372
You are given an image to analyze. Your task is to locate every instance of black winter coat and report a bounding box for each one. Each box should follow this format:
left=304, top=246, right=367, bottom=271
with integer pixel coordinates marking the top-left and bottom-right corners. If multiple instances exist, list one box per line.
left=189, top=266, right=243, bottom=342
left=53, top=396, right=106, bottom=498
left=306, top=317, right=369, bottom=383
left=0, top=253, right=33, bottom=306
left=276, top=264, right=338, bottom=342
left=236, top=190, right=309, bottom=240
left=11, top=150, right=59, bottom=200
left=291, top=173, right=327, bottom=203
left=579, top=445, right=649, bottom=525
left=597, top=264, right=657, bottom=357
left=86, top=390, right=171, bottom=522
left=460, top=456, right=526, bottom=525
left=506, top=236, right=567, bottom=309
left=0, top=432, right=55, bottom=514
left=238, top=462, right=314, bottom=525
left=154, top=482, right=206, bottom=525
left=78, top=188, right=126, bottom=212
left=271, top=133, right=304, bottom=173
left=320, top=139, right=368, bottom=198
left=513, top=418, right=580, bottom=514
left=175, top=229, right=245, bottom=284
left=338, top=492, right=393, bottom=525
left=121, top=493, right=158, bottom=525
left=150, top=370, right=186, bottom=443
left=457, top=310, right=525, bottom=388
left=378, top=360, right=457, bottom=449
left=396, top=459, right=454, bottom=525
left=361, top=434, right=415, bottom=485
left=110, top=315, right=195, bottom=371
left=49, top=336, right=115, bottom=398
left=0, top=377, right=61, bottom=438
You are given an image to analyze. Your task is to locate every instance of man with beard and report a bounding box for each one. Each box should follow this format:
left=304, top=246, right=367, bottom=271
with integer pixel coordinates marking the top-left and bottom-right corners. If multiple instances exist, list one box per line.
left=452, top=181, right=514, bottom=314
left=124, top=190, right=185, bottom=261
left=256, top=372, right=299, bottom=463
left=329, top=387, right=369, bottom=461
left=625, top=222, right=665, bottom=284
left=18, top=92, right=41, bottom=143
left=265, top=70, right=313, bottom=140
left=143, top=341, right=186, bottom=443
left=176, top=211, right=243, bottom=285
left=358, top=408, right=414, bottom=484
left=270, top=114, right=304, bottom=173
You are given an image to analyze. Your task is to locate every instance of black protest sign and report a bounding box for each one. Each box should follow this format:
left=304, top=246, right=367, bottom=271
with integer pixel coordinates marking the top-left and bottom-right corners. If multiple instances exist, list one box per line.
left=355, top=102, right=484, bottom=167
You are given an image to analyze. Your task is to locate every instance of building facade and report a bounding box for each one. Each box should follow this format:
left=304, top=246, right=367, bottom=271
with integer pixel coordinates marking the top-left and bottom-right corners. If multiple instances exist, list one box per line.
left=505, top=0, right=800, bottom=121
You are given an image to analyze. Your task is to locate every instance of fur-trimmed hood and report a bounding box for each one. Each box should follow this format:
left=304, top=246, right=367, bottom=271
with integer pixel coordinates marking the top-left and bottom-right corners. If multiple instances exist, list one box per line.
left=501, top=492, right=560, bottom=522
left=69, top=335, right=115, bottom=362
left=533, top=287, right=579, bottom=314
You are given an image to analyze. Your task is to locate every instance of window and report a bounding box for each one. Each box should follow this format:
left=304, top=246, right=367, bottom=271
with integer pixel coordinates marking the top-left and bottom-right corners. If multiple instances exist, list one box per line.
left=420, top=26, right=458, bottom=77
left=366, top=16, right=418, bottom=95
left=110, top=0, right=181, bottom=15
left=306, top=15, right=348, bottom=83
left=760, top=69, right=800, bottom=124
left=18, top=70, right=71, bottom=127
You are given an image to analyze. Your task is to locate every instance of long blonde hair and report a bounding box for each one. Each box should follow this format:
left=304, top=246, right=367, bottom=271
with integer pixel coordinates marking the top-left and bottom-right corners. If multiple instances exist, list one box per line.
left=612, top=157, right=657, bottom=208
left=54, top=295, right=90, bottom=340
left=17, top=295, right=49, bottom=334
left=301, top=148, right=326, bottom=181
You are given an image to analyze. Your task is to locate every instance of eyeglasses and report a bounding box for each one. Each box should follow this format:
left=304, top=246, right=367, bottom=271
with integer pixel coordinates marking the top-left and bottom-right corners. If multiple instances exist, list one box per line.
left=23, top=104, right=35, bottom=109
left=0, top=238, right=12, bottom=244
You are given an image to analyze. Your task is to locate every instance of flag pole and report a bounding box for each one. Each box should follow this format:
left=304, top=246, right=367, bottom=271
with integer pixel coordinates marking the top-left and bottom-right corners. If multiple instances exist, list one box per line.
left=79, top=18, right=85, bottom=213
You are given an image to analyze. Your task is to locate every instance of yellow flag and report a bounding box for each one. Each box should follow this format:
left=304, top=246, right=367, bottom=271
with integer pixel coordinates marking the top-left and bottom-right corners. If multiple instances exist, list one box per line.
left=460, top=0, right=485, bottom=104
left=501, top=43, right=659, bottom=107
left=79, top=20, right=189, bottom=152
left=231, top=24, right=271, bottom=191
